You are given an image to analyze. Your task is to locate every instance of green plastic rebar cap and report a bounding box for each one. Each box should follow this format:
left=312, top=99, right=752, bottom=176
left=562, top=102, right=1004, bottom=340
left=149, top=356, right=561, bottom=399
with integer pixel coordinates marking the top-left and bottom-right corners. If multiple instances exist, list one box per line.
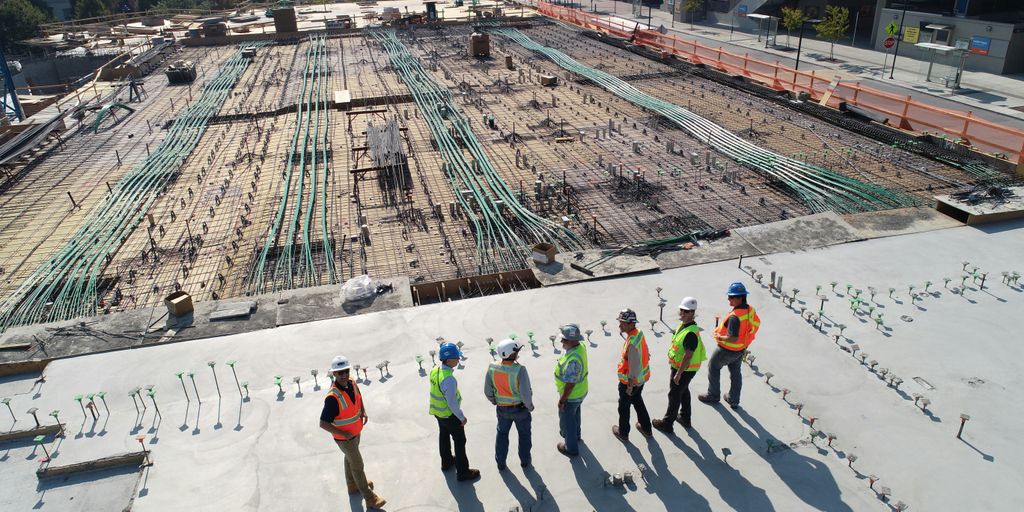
left=175, top=372, right=184, bottom=378
left=227, top=360, right=237, bottom=366
left=74, top=395, right=83, bottom=402
left=96, top=391, right=106, bottom=398
left=49, top=410, right=59, bottom=417
left=34, top=435, right=46, bottom=443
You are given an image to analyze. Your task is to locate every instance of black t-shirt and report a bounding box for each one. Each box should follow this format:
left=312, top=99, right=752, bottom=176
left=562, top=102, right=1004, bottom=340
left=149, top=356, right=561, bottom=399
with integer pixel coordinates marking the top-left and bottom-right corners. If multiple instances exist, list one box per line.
left=320, top=382, right=356, bottom=422
left=680, top=321, right=699, bottom=352
left=725, top=305, right=749, bottom=338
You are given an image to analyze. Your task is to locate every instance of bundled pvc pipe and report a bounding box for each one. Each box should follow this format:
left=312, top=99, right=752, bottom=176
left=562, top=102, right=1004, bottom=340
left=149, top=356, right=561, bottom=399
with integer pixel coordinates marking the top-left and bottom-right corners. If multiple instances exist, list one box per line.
left=494, top=28, right=920, bottom=214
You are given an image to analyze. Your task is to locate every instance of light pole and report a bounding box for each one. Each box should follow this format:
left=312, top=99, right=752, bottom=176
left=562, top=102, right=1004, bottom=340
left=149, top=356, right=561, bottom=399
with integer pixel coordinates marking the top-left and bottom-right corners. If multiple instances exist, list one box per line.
left=794, top=19, right=821, bottom=70
left=889, top=1, right=910, bottom=79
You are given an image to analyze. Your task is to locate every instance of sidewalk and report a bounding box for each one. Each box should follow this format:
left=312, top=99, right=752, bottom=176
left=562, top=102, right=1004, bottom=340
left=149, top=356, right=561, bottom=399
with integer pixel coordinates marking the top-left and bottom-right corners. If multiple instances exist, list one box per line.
left=586, top=0, right=1024, bottom=130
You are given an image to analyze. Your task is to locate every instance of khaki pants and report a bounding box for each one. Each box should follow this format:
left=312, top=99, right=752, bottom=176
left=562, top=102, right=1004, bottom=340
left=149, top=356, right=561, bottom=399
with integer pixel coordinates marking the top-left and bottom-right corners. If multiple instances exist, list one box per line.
left=335, top=436, right=371, bottom=498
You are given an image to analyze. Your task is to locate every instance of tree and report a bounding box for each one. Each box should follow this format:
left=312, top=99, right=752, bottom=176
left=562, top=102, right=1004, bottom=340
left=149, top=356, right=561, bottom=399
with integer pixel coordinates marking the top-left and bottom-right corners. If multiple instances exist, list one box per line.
left=74, top=0, right=110, bottom=19
left=815, top=5, right=849, bottom=61
left=0, top=0, right=50, bottom=52
left=683, top=0, right=702, bottom=30
left=780, top=6, right=807, bottom=49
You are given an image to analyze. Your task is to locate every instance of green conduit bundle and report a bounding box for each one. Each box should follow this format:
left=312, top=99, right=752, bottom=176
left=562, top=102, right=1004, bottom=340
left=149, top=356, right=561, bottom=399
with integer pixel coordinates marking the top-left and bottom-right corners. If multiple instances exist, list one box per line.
left=0, top=43, right=264, bottom=333
left=247, top=34, right=336, bottom=294
left=494, top=28, right=922, bottom=214
left=370, top=29, right=588, bottom=275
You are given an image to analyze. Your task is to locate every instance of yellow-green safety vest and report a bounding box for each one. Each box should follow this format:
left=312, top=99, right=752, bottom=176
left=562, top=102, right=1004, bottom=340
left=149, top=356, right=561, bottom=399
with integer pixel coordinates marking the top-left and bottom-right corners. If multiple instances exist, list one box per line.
left=554, top=344, right=588, bottom=400
left=428, top=366, right=461, bottom=418
left=488, top=362, right=523, bottom=406
left=669, top=323, right=707, bottom=372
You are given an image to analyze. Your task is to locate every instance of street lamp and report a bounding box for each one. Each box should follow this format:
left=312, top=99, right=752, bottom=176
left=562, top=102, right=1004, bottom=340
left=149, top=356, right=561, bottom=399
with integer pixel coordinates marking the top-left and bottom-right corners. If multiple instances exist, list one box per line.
left=794, top=19, right=822, bottom=70
left=889, top=1, right=910, bottom=79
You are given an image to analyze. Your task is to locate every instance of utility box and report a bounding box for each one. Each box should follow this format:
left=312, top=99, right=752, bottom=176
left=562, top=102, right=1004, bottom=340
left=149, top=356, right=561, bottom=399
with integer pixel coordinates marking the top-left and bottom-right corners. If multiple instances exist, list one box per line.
left=273, top=7, right=298, bottom=34
left=539, top=74, right=557, bottom=86
left=531, top=243, right=557, bottom=265
left=164, top=291, right=194, bottom=317
left=470, top=32, right=490, bottom=57
left=165, top=60, right=197, bottom=84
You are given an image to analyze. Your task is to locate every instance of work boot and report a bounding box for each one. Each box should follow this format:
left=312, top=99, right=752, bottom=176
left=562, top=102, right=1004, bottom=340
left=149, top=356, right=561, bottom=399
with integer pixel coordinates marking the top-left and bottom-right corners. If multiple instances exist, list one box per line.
left=612, top=425, right=628, bottom=442
left=651, top=418, right=674, bottom=434
left=365, top=493, right=386, bottom=510
left=347, top=480, right=374, bottom=495
left=725, top=394, right=740, bottom=410
left=557, top=442, right=577, bottom=457
left=698, top=393, right=719, bottom=405
left=636, top=422, right=653, bottom=438
left=676, top=416, right=692, bottom=429
left=457, top=469, right=481, bottom=482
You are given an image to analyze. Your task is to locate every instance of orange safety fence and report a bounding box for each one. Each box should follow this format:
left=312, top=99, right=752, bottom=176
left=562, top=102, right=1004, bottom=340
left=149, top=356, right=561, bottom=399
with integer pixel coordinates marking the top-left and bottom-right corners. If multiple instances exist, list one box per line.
left=537, top=2, right=1024, bottom=166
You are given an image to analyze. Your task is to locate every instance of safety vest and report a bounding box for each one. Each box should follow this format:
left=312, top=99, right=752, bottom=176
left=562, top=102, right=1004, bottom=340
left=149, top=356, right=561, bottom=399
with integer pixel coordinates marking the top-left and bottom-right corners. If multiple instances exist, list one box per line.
left=617, top=329, right=651, bottom=384
left=669, top=323, right=708, bottom=372
left=488, top=362, right=523, bottom=406
left=715, top=306, right=761, bottom=351
left=554, top=344, right=588, bottom=400
left=326, top=380, right=364, bottom=440
left=428, top=366, right=461, bottom=418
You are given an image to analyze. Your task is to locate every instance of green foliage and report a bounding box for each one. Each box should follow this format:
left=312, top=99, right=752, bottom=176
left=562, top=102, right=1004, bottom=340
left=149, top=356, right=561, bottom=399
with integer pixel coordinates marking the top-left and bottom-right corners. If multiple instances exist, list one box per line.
left=814, top=5, right=849, bottom=60
left=0, top=0, right=50, bottom=51
left=780, top=6, right=807, bottom=47
left=683, top=0, right=702, bottom=28
left=74, top=0, right=110, bottom=19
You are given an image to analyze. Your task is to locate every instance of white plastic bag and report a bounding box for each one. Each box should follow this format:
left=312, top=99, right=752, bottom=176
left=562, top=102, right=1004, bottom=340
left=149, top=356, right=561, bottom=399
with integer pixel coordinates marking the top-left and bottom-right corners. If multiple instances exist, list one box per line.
left=341, top=274, right=377, bottom=302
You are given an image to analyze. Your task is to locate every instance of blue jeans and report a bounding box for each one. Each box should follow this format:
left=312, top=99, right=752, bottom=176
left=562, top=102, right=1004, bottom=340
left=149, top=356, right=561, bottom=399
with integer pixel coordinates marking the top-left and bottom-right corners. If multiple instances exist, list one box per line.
left=706, top=347, right=745, bottom=405
left=558, top=400, right=583, bottom=455
left=495, top=406, right=532, bottom=466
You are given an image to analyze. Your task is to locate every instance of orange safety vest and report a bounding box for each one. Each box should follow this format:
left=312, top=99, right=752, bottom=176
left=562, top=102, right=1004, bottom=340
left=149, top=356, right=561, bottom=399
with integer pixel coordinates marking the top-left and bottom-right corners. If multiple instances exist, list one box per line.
left=617, top=329, right=651, bottom=384
left=327, top=379, right=364, bottom=440
left=488, top=362, right=523, bottom=406
left=714, top=306, right=761, bottom=351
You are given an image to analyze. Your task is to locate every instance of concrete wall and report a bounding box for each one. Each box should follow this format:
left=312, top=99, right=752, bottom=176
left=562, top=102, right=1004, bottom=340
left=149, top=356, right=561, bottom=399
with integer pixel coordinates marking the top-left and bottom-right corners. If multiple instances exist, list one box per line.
left=873, top=8, right=1024, bottom=74
left=12, top=55, right=112, bottom=94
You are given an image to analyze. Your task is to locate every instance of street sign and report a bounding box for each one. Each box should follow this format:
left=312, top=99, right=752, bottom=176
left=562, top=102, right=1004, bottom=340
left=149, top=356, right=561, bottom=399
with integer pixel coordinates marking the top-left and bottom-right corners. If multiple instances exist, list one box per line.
left=886, top=22, right=899, bottom=36
left=884, top=37, right=895, bottom=48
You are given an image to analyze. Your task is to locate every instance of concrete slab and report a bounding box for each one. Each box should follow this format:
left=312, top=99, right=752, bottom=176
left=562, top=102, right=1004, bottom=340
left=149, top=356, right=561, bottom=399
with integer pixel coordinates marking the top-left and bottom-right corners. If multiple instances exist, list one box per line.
left=0, top=220, right=1021, bottom=511
left=934, top=186, right=1024, bottom=225
left=655, top=234, right=762, bottom=270
left=208, top=301, right=257, bottom=321
left=531, top=249, right=660, bottom=286
left=733, top=212, right=863, bottom=255
left=843, top=207, right=962, bottom=238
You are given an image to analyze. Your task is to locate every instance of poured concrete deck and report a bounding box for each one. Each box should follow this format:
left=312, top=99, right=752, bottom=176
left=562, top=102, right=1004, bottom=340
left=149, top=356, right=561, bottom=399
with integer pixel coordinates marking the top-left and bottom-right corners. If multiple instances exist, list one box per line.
left=2, top=218, right=1022, bottom=511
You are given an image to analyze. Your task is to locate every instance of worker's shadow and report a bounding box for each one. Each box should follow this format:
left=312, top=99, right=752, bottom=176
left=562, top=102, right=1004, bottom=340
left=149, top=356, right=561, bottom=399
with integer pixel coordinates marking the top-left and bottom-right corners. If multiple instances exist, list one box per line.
left=672, top=429, right=773, bottom=510
left=442, top=472, right=484, bottom=512
left=718, top=407, right=854, bottom=512
left=570, top=444, right=633, bottom=511
left=644, top=435, right=711, bottom=510
left=501, top=466, right=561, bottom=511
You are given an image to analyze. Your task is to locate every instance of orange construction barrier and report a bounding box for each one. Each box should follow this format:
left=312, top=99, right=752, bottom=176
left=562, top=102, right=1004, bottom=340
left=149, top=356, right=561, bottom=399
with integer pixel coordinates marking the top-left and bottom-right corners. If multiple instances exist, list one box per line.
left=536, top=2, right=1024, bottom=166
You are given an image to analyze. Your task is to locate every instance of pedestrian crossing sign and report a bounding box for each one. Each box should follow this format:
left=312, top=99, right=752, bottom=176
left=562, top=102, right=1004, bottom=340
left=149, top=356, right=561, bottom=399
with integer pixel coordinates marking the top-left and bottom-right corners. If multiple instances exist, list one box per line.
left=886, top=22, right=899, bottom=36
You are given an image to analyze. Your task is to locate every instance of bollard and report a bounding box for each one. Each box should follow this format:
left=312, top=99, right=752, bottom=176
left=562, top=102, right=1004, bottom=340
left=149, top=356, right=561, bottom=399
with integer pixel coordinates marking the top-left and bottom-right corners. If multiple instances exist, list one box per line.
left=957, top=413, right=970, bottom=439
left=208, top=362, right=221, bottom=397
left=176, top=372, right=190, bottom=402
left=227, top=360, right=242, bottom=395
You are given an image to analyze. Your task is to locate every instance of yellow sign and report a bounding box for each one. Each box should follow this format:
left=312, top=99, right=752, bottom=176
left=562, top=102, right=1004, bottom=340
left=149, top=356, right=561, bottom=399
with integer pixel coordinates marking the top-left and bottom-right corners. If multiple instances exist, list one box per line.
left=886, top=22, right=899, bottom=36
left=903, top=27, right=920, bottom=43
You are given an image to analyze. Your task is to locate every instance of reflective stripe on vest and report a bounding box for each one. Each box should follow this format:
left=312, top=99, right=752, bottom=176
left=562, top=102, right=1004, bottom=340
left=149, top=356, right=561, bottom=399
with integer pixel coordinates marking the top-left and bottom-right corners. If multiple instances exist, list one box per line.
left=489, top=363, right=522, bottom=406
left=327, top=380, right=363, bottom=440
left=714, top=306, right=761, bottom=351
left=669, top=323, right=708, bottom=371
left=428, top=366, right=461, bottom=418
left=554, top=344, right=589, bottom=400
left=617, top=330, right=651, bottom=384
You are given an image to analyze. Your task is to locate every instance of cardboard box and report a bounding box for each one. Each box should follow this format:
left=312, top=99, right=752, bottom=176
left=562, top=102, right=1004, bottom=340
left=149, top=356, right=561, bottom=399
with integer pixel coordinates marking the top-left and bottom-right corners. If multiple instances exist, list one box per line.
left=531, top=243, right=557, bottom=265
left=540, top=75, right=557, bottom=86
left=164, top=291, right=194, bottom=316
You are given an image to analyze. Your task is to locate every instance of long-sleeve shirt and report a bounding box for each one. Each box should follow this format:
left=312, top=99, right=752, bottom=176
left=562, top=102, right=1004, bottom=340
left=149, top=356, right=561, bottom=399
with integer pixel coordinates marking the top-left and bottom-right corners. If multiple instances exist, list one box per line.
left=625, top=328, right=643, bottom=384
left=439, top=374, right=465, bottom=422
left=484, top=363, right=535, bottom=411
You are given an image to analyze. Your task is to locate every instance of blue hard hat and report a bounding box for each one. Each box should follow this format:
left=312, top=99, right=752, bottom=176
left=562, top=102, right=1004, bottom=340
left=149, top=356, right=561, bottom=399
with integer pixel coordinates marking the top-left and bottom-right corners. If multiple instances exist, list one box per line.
left=727, top=282, right=748, bottom=296
left=439, top=342, right=462, bottom=361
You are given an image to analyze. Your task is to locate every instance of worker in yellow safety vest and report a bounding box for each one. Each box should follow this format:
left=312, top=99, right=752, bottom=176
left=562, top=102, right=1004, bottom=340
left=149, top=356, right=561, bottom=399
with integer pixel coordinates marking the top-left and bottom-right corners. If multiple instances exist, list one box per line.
left=319, top=355, right=386, bottom=510
left=484, top=338, right=535, bottom=470
left=700, top=282, right=761, bottom=410
left=554, top=323, right=588, bottom=457
left=613, top=308, right=653, bottom=441
left=653, top=297, right=707, bottom=433
left=429, top=342, right=480, bottom=482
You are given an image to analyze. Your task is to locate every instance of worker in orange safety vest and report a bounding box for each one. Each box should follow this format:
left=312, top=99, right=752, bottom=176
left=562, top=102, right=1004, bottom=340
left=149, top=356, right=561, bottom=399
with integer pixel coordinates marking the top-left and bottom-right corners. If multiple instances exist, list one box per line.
left=319, top=355, right=386, bottom=510
left=612, top=308, right=653, bottom=441
left=484, top=338, right=535, bottom=470
left=699, top=282, right=761, bottom=410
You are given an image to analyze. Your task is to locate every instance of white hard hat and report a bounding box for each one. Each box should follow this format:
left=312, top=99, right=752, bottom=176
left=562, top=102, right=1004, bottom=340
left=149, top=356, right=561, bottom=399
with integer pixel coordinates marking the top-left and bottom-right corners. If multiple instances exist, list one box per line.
left=678, top=297, right=698, bottom=311
left=496, top=338, right=522, bottom=359
left=330, top=355, right=351, bottom=372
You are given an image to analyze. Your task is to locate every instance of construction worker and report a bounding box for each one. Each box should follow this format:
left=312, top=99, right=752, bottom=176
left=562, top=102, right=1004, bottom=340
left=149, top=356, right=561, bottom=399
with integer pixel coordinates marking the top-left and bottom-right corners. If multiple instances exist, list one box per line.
left=613, top=308, right=652, bottom=441
left=700, top=282, right=761, bottom=410
left=429, top=341, right=481, bottom=482
left=653, top=297, right=706, bottom=433
left=554, top=324, right=588, bottom=457
left=484, top=338, right=535, bottom=470
left=319, top=355, right=387, bottom=510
